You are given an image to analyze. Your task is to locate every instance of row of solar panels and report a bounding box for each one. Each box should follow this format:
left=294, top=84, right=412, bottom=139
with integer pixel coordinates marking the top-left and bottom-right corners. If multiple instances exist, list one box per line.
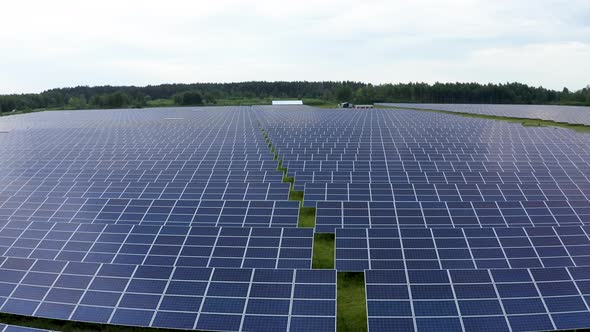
left=0, top=171, right=286, bottom=183
left=292, top=170, right=590, bottom=181
left=1, top=182, right=588, bottom=205
left=314, top=200, right=589, bottom=232
left=7, top=170, right=588, bottom=181
left=0, top=324, right=51, bottom=332
left=0, top=183, right=292, bottom=201
left=0, top=259, right=336, bottom=332
left=0, top=161, right=283, bottom=173
left=4, top=198, right=590, bottom=230
left=280, top=160, right=589, bottom=168
left=0, top=225, right=313, bottom=268
left=303, top=185, right=589, bottom=207
left=377, top=103, right=590, bottom=126
left=335, top=226, right=590, bottom=270
left=1, top=224, right=589, bottom=270
left=0, top=199, right=300, bottom=228
left=2, top=179, right=587, bottom=199
left=365, top=267, right=590, bottom=332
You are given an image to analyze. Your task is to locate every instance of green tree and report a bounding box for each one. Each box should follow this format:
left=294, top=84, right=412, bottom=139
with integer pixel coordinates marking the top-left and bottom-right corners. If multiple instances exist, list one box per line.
left=67, top=95, right=87, bottom=109
left=335, top=85, right=353, bottom=102
left=174, top=91, right=203, bottom=106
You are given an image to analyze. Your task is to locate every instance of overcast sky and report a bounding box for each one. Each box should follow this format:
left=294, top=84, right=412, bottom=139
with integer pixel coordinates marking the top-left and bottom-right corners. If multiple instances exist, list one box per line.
left=1, top=0, right=589, bottom=94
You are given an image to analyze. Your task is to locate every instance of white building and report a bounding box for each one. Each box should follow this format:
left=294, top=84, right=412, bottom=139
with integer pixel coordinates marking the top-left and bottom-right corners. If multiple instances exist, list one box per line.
left=272, top=100, right=303, bottom=105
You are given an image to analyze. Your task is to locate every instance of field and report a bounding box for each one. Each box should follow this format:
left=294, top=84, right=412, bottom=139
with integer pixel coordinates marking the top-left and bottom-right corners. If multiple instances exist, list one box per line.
left=0, top=105, right=589, bottom=332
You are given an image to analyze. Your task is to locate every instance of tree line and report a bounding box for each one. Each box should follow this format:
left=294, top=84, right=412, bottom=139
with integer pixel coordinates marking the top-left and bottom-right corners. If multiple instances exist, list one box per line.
left=1, top=81, right=589, bottom=113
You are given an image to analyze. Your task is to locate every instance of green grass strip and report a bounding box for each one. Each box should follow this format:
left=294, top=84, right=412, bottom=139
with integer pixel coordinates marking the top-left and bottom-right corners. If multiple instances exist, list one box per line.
left=261, top=128, right=316, bottom=228
left=312, top=233, right=335, bottom=269
left=379, top=105, right=590, bottom=133
left=298, top=206, right=316, bottom=228
left=337, top=272, right=368, bottom=332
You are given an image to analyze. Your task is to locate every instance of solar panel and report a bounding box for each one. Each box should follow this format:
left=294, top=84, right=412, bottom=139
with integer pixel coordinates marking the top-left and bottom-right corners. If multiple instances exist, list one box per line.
left=336, top=226, right=590, bottom=271
left=314, top=201, right=590, bottom=233
left=365, top=267, right=590, bottom=332
left=304, top=181, right=588, bottom=207
left=0, top=226, right=312, bottom=269
left=378, top=103, right=590, bottom=126
left=0, top=259, right=335, bottom=331
left=0, top=199, right=300, bottom=227
left=0, top=325, right=54, bottom=332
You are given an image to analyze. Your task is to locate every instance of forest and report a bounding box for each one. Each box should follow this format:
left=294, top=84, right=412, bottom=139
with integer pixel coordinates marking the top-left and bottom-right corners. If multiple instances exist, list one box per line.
left=1, top=81, right=589, bottom=113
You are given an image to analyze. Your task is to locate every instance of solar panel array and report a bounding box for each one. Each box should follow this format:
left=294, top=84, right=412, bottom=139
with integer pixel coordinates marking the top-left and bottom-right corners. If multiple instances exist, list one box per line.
left=0, top=107, right=336, bottom=331
left=0, top=260, right=335, bottom=331
left=336, top=226, right=590, bottom=271
left=378, top=103, right=590, bottom=125
left=1, top=105, right=590, bottom=331
left=365, top=267, right=590, bottom=332
left=0, top=324, right=53, bottom=332
left=256, top=105, right=590, bottom=331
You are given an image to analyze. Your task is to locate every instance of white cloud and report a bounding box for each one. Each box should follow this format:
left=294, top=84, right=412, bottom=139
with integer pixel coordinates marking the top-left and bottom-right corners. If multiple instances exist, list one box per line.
left=0, top=0, right=588, bottom=93
left=355, top=42, right=590, bottom=89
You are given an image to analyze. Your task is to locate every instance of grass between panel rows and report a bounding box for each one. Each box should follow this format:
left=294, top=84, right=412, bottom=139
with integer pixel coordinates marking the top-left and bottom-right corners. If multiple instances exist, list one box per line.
left=261, top=128, right=317, bottom=229
left=313, top=233, right=335, bottom=269
left=337, top=272, right=368, bottom=332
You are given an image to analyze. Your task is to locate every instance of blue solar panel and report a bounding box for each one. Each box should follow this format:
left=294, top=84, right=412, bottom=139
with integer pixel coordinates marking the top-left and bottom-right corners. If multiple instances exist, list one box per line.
left=366, top=267, right=590, bottom=332
left=335, top=226, right=590, bottom=271
left=0, top=258, right=336, bottom=331
left=314, top=200, right=590, bottom=232
left=0, top=199, right=299, bottom=227
left=0, top=225, right=313, bottom=269
left=0, top=325, right=54, bottom=332
left=378, top=103, right=590, bottom=126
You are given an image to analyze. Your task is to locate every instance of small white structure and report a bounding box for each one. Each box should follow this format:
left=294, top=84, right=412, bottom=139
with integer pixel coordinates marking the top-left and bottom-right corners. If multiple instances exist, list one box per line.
left=354, top=104, right=374, bottom=109
left=272, top=100, right=303, bottom=105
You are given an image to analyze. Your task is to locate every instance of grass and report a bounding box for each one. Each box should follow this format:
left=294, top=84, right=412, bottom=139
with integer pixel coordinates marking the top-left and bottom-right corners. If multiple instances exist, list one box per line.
left=0, top=313, right=188, bottom=332
left=337, top=272, right=368, bottom=332
left=380, top=105, right=590, bottom=133
left=312, top=233, right=335, bottom=269
left=302, top=98, right=339, bottom=108
left=288, top=189, right=302, bottom=201
left=299, top=206, right=316, bottom=228
left=215, top=98, right=273, bottom=106
left=0, top=109, right=43, bottom=117
left=261, top=128, right=317, bottom=228
left=145, top=99, right=175, bottom=107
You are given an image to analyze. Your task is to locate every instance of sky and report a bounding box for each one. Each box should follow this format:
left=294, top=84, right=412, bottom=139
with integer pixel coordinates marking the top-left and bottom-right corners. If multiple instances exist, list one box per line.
left=1, top=0, right=589, bottom=94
